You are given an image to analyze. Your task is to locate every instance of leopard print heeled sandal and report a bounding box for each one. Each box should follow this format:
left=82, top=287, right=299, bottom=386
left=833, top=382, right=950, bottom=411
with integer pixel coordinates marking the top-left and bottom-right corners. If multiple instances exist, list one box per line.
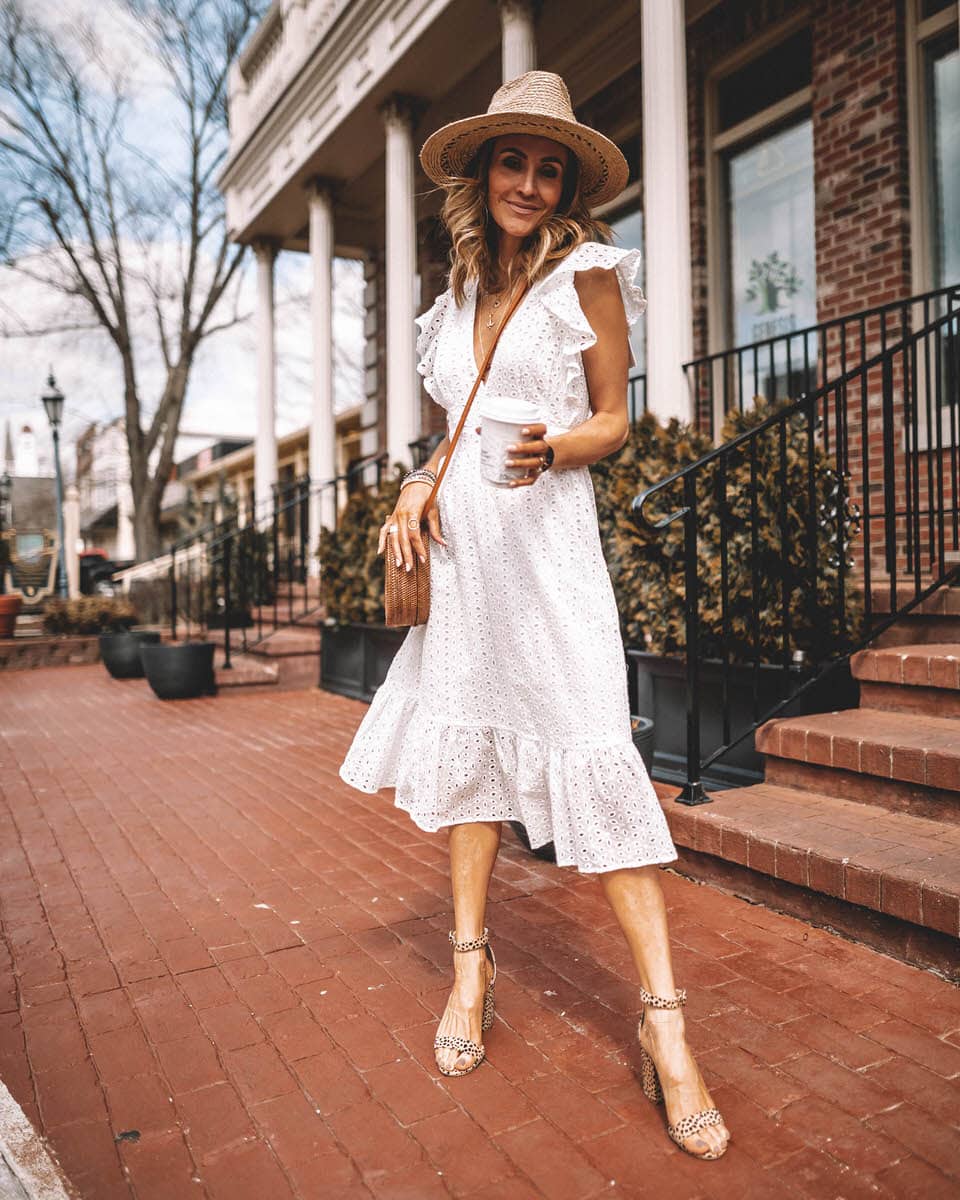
left=637, top=986, right=728, bottom=1160
left=434, top=928, right=497, bottom=1078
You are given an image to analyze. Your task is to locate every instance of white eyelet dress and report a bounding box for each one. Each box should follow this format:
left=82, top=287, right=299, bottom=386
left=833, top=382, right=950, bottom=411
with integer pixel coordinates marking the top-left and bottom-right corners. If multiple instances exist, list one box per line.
left=338, top=241, right=677, bottom=874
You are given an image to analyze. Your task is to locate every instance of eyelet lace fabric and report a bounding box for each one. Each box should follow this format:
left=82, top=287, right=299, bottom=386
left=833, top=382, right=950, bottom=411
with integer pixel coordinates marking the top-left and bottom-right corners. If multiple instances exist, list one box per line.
left=339, top=241, right=677, bottom=874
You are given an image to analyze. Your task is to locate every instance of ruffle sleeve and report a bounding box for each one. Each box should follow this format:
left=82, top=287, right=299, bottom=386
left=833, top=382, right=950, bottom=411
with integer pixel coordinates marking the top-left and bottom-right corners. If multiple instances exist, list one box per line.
left=415, top=289, right=452, bottom=404
left=536, top=243, right=646, bottom=389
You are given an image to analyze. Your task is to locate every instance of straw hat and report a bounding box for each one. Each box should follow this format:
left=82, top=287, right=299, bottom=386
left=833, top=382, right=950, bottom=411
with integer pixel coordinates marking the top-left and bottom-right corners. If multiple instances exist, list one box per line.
left=419, top=71, right=629, bottom=207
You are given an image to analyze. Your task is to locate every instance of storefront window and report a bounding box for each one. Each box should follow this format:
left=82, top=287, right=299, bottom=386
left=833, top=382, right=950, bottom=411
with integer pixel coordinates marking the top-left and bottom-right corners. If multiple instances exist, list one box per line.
left=725, top=118, right=816, bottom=397
left=927, top=36, right=960, bottom=288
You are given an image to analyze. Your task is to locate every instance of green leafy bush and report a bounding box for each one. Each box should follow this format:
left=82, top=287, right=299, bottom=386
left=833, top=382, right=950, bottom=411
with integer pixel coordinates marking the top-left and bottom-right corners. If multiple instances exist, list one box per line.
left=317, top=474, right=402, bottom=625
left=591, top=400, right=864, bottom=662
left=43, top=596, right=139, bottom=635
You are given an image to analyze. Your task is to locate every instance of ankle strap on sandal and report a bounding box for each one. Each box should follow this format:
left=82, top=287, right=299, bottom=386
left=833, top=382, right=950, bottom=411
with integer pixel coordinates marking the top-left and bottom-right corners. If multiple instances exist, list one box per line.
left=449, top=929, right=489, bottom=953
left=639, top=986, right=687, bottom=1010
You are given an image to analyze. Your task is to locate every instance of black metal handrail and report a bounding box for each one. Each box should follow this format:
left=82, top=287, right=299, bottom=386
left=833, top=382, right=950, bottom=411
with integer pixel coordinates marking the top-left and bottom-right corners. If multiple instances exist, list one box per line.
left=634, top=296, right=960, bottom=804
left=686, top=281, right=960, bottom=439
left=167, top=451, right=389, bottom=654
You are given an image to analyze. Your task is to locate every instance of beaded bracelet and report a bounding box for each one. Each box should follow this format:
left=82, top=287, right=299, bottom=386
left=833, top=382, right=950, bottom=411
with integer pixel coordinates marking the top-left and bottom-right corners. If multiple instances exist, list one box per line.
left=401, top=468, right=437, bottom=490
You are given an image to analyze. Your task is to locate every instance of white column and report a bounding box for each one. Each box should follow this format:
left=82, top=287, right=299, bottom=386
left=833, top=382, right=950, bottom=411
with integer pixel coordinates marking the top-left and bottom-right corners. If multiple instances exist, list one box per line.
left=115, top=480, right=136, bottom=560
left=382, top=97, right=419, bottom=471
left=253, top=240, right=278, bottom=516
left=308, top=181, right=338, bottom=550
left=642, top=0, right=693, bottom=424
left=63, top=484, right=80, bottom=598
left=499, top=0, right=536, bottom=80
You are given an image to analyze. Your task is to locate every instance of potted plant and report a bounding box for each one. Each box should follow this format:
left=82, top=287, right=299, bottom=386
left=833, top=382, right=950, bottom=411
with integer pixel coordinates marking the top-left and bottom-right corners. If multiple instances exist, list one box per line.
left=100, top=628, right=162, bottom=679
left=140, top=640, right=217, bottom=700
left=317, top=474, right=407, bottom=701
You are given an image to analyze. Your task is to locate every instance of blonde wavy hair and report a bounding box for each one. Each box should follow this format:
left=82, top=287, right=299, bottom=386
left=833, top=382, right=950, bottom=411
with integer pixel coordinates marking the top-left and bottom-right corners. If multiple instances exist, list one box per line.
left=442, top=139, right=613, bottom=306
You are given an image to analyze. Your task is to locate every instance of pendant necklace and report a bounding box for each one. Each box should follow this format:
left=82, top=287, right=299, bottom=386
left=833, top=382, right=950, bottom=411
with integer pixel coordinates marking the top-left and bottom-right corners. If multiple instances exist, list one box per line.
left=477, top=280, right=513, bottom=358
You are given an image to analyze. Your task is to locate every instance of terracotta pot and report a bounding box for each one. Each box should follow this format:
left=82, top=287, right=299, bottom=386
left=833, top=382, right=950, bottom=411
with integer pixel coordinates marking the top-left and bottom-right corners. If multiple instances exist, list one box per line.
left=0, top=594, right=22, bottom=639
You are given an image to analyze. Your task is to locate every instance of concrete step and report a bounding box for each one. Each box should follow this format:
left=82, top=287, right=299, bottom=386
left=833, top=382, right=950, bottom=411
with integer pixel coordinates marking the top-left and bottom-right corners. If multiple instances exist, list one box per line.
left=251, top=602, right=325, bottom=624
left=662, top=783, right=960, bottom=978
left=208, top=625, right=321, bottom=657
left=852, top=642, right=960, bottom=716
left=757, top=707, right=960, bottom=822
left=214, top=650, right=278, bottom=690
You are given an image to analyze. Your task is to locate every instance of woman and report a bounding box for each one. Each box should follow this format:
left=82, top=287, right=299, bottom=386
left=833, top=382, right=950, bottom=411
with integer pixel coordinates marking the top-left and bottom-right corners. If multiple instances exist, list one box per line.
left=339, top=71, right=730, bottom=1161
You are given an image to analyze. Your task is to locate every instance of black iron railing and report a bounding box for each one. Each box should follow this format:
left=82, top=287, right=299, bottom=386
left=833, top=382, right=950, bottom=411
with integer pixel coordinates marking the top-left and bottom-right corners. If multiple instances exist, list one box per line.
left=685, top=282, right=960, bottom=439
left=168, top=452, right=388, bottom=655
left=634, top=291, right=960, bottom=804
left=628, top=369, right=647, bottom=424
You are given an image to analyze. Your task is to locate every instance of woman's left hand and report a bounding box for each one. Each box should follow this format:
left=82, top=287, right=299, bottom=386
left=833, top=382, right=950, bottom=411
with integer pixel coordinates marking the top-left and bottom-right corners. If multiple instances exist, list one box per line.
left=476, top=422, right=553, bottom=488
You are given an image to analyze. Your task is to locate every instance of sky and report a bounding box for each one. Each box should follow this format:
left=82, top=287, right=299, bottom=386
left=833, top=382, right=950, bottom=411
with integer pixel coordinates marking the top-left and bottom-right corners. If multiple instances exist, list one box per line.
left=0, top=0, right=365, bottom=482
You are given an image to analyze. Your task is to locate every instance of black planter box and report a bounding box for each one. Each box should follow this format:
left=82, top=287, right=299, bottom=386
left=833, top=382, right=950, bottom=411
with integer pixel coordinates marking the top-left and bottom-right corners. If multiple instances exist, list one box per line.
left=627, top=651, right=860, bottom=791
left=320, top=623, right=406, bottom=702
left=100, top=629, right=161, bottom=679
left=141, top=641, right=217, bottom=700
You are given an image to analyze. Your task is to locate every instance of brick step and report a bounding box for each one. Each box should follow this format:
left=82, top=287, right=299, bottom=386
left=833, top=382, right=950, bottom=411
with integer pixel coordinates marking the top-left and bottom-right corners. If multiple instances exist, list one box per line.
left=873, top=615, right=960, bottom=647
left=663, top=783, right=959, bottom=975
left=869, top=581, right=960, bottom=617
left=852, top=642, right=960, bottom=716
left=758, top=706, right=959, bottom=779
left=763, top=756, right=957, bottom=823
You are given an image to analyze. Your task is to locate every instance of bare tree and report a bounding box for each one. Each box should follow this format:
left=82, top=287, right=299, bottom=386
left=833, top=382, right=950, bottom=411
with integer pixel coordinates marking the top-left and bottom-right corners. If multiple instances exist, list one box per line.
left=0, top=0, right=263, bottom=559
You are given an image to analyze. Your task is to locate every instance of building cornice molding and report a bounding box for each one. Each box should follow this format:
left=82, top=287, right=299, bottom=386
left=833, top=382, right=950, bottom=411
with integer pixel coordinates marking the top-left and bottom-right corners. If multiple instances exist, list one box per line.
left=219, top=0, right=452, bottom=234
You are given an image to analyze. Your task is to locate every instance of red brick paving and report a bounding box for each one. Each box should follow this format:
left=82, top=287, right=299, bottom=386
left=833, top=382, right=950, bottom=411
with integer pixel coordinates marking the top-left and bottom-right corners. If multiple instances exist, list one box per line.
left=1, top=666, right=959, bottom=1199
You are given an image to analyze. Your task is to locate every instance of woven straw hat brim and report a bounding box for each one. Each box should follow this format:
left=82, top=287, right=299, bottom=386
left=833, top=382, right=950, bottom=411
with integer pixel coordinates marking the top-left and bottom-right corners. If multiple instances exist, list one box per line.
left=420, top=110, right=628, bottom=208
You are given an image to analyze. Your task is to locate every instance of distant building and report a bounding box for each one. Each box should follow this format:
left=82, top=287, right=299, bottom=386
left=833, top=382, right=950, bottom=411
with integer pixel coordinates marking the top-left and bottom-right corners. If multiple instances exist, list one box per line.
left=3, top=418, right=53, bottom=480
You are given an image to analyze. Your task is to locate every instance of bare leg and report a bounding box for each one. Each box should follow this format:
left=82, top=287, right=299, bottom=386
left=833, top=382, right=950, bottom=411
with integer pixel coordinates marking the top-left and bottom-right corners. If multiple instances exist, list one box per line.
left=435, top=821, right=501, bottom=1074
left=600, top=866, right=730, bottom=1158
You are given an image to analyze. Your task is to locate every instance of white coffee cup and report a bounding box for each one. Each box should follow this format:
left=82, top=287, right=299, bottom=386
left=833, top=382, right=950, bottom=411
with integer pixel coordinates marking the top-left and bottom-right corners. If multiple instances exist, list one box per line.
left=478, top=396, right=543, bottom=487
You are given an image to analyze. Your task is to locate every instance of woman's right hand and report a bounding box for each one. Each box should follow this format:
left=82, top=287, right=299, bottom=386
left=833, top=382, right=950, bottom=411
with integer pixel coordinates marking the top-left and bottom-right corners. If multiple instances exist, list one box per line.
left=378, top=481, right=446, bottom=571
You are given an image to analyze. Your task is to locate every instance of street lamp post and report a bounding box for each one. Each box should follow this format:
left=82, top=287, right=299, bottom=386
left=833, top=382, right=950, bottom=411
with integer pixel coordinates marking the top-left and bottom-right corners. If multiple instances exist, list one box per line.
left=41, top=372, right=68, bottom=599
left=0, top=471, right=11, bottom=595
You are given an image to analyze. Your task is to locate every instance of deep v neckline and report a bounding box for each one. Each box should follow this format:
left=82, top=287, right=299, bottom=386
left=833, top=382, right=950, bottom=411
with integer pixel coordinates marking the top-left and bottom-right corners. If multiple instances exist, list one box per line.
left=469, top=281, right=532, bottom=377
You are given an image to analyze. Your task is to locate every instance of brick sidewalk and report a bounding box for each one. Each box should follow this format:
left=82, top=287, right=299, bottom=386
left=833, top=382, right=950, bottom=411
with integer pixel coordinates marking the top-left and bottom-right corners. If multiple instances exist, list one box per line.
left=1, top=666, right=959, bottom=1200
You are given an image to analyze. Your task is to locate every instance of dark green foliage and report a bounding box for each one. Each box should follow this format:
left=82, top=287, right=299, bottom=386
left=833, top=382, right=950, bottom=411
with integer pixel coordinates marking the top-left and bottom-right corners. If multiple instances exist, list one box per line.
left=591, top=399, right=864, bottom=663
left=43, top=596, right=138, bottom=634
left=317, top=474, right=402, bottom=625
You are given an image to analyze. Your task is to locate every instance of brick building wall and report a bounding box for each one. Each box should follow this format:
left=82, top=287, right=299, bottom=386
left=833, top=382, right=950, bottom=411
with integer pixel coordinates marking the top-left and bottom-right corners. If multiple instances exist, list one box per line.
left=685, top=0, right=926, bottom=579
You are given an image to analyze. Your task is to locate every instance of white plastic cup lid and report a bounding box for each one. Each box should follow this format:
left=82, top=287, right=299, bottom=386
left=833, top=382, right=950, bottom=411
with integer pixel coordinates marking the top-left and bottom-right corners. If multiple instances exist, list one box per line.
left=477, top=395, right=542, bottom=423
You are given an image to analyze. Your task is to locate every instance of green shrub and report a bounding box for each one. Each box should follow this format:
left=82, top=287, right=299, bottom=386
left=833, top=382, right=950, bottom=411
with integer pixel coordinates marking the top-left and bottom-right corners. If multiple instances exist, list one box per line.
left=317, top=474, right=402, bottom=626
left=591, top=399, right=865, bottom=663
left=42, top=596, right=139, bottom=635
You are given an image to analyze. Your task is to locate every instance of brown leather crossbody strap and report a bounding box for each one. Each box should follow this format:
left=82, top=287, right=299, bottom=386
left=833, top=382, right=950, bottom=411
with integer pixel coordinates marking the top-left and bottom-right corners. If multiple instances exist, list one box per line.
left=420, top=283, right=528, bottom=519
